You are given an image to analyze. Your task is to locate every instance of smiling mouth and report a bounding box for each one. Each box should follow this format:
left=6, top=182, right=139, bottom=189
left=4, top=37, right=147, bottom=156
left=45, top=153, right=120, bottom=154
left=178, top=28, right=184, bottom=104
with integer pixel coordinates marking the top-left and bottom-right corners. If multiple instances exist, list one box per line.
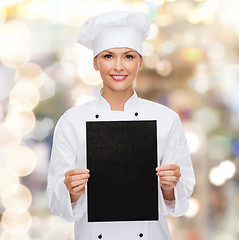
left=110, top=75, right=128, bottom=81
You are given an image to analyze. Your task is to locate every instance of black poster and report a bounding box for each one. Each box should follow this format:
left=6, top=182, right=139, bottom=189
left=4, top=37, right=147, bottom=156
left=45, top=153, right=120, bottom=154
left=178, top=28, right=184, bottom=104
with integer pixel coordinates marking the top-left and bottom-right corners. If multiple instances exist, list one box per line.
left=86, top=120, right=158, bottom=222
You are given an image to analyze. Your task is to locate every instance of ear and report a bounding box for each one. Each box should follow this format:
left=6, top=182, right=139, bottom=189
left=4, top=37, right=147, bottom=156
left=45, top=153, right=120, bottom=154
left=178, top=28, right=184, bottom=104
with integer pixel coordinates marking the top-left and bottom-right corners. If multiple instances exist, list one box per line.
left=138, top=55, right=143, bottom=71
left=93, top=57, right=99, bottom=71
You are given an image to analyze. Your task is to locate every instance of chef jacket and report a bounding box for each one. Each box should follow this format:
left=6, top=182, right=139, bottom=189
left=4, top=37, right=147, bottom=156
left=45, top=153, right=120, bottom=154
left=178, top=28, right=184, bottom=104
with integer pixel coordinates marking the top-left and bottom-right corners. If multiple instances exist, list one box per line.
left=47, top=88, right=195, bottom=240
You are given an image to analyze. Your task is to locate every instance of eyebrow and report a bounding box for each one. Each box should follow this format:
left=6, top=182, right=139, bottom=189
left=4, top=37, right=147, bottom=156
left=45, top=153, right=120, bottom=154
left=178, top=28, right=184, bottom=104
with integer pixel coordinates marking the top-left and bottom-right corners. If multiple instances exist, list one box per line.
left=103, top=50, right=135, bottom=54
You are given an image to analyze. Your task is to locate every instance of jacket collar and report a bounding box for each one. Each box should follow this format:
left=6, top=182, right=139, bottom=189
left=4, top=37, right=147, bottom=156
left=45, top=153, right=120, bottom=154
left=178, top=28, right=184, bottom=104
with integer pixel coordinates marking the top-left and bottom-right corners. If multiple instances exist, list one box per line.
left=97, top=88, right=138, bottom=111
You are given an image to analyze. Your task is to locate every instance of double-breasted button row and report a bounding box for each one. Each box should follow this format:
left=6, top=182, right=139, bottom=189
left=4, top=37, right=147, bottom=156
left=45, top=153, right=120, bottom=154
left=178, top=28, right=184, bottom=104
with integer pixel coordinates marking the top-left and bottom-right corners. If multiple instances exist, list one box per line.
left=97, top=233, right=143, bottom=238
left=95, top=112, right=139, bottom=119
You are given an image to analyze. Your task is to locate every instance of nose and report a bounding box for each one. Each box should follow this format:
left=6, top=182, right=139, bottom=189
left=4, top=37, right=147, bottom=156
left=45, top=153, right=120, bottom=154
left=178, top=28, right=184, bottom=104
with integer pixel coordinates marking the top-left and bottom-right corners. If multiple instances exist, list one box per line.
left=114, top=57, right=124, bottom=71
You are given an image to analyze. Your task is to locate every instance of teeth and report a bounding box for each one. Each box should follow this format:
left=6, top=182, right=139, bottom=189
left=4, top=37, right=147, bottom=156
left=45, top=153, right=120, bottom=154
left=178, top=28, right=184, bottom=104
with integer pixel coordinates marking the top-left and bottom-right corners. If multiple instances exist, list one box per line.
left=112, top=75, right=125, bottom=79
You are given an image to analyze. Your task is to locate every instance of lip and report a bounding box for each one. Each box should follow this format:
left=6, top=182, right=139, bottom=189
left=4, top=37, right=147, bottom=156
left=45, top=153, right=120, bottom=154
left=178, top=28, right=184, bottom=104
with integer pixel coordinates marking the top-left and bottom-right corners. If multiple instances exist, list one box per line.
left=110, top=74, right=128, bottom=81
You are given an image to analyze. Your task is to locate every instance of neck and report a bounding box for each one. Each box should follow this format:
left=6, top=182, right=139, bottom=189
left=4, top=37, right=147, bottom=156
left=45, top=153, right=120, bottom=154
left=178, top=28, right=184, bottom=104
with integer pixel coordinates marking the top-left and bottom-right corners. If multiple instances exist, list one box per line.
left=101, top=86, right=134, bottom=111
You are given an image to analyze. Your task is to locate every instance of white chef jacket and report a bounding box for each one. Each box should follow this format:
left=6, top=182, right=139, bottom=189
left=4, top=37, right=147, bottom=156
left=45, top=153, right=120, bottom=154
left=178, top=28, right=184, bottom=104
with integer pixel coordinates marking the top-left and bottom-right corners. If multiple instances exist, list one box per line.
left=47, top=88, right=195, bottom=240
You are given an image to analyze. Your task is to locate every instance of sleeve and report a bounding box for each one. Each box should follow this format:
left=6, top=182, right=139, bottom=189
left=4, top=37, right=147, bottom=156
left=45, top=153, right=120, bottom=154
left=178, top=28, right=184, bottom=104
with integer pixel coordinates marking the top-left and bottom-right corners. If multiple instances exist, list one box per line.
left=46, top=113, right=86, bottom=222
left=160, top=115, right=196, bottom=217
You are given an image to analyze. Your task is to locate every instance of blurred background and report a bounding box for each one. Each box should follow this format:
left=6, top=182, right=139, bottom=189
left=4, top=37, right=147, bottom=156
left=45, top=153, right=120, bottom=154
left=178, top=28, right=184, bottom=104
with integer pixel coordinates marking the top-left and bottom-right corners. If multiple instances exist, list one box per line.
left=0, top=0, right=238, bottom=239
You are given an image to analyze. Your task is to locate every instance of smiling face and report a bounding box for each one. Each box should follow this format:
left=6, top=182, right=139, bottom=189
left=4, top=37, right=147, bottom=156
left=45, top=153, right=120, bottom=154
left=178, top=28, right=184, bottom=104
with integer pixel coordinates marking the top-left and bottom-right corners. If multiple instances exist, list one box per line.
left=93, top=47, right=143, bottom=93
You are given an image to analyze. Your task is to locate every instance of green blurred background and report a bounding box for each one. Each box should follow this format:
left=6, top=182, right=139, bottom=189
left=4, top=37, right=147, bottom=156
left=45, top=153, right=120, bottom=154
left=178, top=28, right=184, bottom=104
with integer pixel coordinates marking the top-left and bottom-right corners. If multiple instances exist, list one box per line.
left=0, top=0, right=239, bottom=239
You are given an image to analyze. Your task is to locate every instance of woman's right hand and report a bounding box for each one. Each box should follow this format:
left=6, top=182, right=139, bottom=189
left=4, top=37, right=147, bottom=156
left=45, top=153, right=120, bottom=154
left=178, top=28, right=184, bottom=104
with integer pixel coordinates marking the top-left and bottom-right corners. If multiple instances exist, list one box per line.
left=64, top=169, right=90, bottom=202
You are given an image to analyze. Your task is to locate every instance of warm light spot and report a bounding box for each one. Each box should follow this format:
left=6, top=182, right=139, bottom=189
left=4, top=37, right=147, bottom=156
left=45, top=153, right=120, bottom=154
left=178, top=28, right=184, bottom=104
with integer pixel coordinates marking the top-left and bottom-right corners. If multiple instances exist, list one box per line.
left=150, top=0, right=165, bottom=4
left=5, top=110, right=36, bottom=136
left=39, top=75, right=56, bottom=101
left=157, top=40, right=175, bottom=56
left=209, top=166, right=226, bottom=186
left=6, top=146, right=37, bottom=176
left=185, top=197, right=199, bottom=218
left=146, top=22, right=159, bottom=40
left=0, top=123, right=21, bottom=152
left=143, top=42, right=154, bottom=56
left=130, top=1, right=149, bottom=13
left=78, top=70, right=102, bottom=86
left=0, top=167, right=19, bottom=197
left=0, top=231, right=30, bottom=240
left=0, top=0, right=25, bottom=8
left=49, top=0, right=84, bottom=27
left=9, top=82, right=40, bottom=111
left=0, top=21, right=31, bottom=68
left=187, top=3, right=215, bottom=25
left=29, top=118, right=54, bottom=141
left=6, top=21, right=30, bottom=43
left=15, top=63, right=45, bottom=88
left=1, top=208, right=32, bottom=235
left=206, top=41, right=225, bottom=60
left=63, top=45, right=102, bottom=86
left=1, top=45, right=31, bottom=69
left=155, top=14, right=173, bottom=27
left=185, top=132, right=200, bottom=153
left=0, top=7, right=6, bottom=23
left=2, top=184, right=32, bottom=210
left=144, top=54, right=159, bottom=69
left=179, top=48, right=204, bottom=62
left=220, top=160, right=236, bottom=180
left=18, top=0, right=43, bottom=19
left=156, top=60, right=172, bottom=76
left=45, top=61, right=75, bottom=86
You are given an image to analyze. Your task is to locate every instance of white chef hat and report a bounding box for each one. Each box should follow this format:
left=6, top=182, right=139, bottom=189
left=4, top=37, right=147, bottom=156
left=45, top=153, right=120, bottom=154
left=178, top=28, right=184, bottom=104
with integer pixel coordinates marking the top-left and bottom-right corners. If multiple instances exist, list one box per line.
left=76, top=11, right=151, bottom=58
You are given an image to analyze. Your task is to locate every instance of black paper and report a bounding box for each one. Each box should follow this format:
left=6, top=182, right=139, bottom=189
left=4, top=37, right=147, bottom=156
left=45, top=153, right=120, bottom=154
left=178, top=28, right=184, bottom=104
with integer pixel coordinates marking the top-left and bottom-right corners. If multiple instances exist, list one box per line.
left=86, top=120, right=158, bottom=222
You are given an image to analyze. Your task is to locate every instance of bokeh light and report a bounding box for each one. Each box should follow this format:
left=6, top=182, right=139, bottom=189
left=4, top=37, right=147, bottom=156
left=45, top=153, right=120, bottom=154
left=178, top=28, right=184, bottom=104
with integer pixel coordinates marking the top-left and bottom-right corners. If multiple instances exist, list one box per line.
left=5, top=109, right=36, bottom=136
left=185, top=132, right=200, bottom=154
left=5, top=146, right=37, bottom=176
left=185, top=197, right=200, bottom=218
left=0, top=7, right=6, bottom=23
left=0, top=21, right=31, bottom=68
left=1, top=184, right=32, bottom=210
left=156, top=60, right=172, bottom=76
left=9, top=82, right=40, bottom=111
left=1, top=207, right=32, bottom=235
left=209, top=160, right=236, bottom=186
left=0, top=123, right=21, bottom=152
left=0, top=167, right=19, bottom=197
left=0, top=231, right=30, bottom=240
left=62, top=45, right=102, bottom=86
left=18, top=0, right=44, bottom=20
left=45, top=61, right=75, bottom=86
left=143, top=42, right=154, bottom=56
left=179, top=47, right=205, bottom=62
left=144, top=54, right=159, bottom=69
left=15, top=63, right=45, bottom=89
left=147, top=22, right=159, bottom=40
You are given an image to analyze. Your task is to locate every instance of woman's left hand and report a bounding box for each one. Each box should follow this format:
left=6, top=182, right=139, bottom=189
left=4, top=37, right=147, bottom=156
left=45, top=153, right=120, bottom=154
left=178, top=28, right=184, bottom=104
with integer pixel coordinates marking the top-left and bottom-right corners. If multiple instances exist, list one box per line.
left=156, top=164, right=181, bottom=191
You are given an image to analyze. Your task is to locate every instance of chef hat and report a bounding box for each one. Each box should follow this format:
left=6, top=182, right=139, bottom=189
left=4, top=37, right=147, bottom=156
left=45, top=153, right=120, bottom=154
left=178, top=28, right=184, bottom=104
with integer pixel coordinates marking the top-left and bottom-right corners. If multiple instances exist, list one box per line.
left=76, top=11, right=151, bottom=58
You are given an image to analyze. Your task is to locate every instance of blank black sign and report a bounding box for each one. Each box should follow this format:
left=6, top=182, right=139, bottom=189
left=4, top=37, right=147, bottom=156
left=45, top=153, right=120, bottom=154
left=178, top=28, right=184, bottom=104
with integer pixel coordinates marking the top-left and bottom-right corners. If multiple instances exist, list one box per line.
left=86, top=120, right=158, bottom=222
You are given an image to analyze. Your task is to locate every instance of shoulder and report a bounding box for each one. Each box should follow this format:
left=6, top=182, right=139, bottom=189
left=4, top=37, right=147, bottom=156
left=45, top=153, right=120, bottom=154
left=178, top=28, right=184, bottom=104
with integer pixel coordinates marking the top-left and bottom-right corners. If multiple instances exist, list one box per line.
left=138, top=97, right=179, bottom=120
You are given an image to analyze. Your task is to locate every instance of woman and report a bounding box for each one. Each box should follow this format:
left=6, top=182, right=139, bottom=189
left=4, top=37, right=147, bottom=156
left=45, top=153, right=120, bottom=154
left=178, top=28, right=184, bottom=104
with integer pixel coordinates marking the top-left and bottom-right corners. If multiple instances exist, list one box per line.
left=47, top=11, right=195, bottom=240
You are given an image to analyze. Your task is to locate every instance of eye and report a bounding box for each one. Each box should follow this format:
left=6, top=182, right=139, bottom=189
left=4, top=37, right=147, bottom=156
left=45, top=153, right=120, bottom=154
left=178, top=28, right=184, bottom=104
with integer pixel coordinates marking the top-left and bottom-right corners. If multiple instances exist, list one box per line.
left=125, top=55, right=134, bottom=59
left=104, top=54, right=112, bottom=59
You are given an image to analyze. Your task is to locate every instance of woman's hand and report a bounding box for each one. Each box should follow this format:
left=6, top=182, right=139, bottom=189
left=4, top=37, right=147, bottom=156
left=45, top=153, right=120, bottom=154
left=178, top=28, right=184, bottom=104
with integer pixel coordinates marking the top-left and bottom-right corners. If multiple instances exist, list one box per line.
left=156, top=164, right=181, bottom=200
left=64, top=169, right=90, bottom=202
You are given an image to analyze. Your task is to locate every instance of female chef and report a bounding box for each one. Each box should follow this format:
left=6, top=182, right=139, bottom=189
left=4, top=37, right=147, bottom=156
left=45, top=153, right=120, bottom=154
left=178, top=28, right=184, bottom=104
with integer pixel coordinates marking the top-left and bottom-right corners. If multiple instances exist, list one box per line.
left=47, top=11, right=195, bottom=240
